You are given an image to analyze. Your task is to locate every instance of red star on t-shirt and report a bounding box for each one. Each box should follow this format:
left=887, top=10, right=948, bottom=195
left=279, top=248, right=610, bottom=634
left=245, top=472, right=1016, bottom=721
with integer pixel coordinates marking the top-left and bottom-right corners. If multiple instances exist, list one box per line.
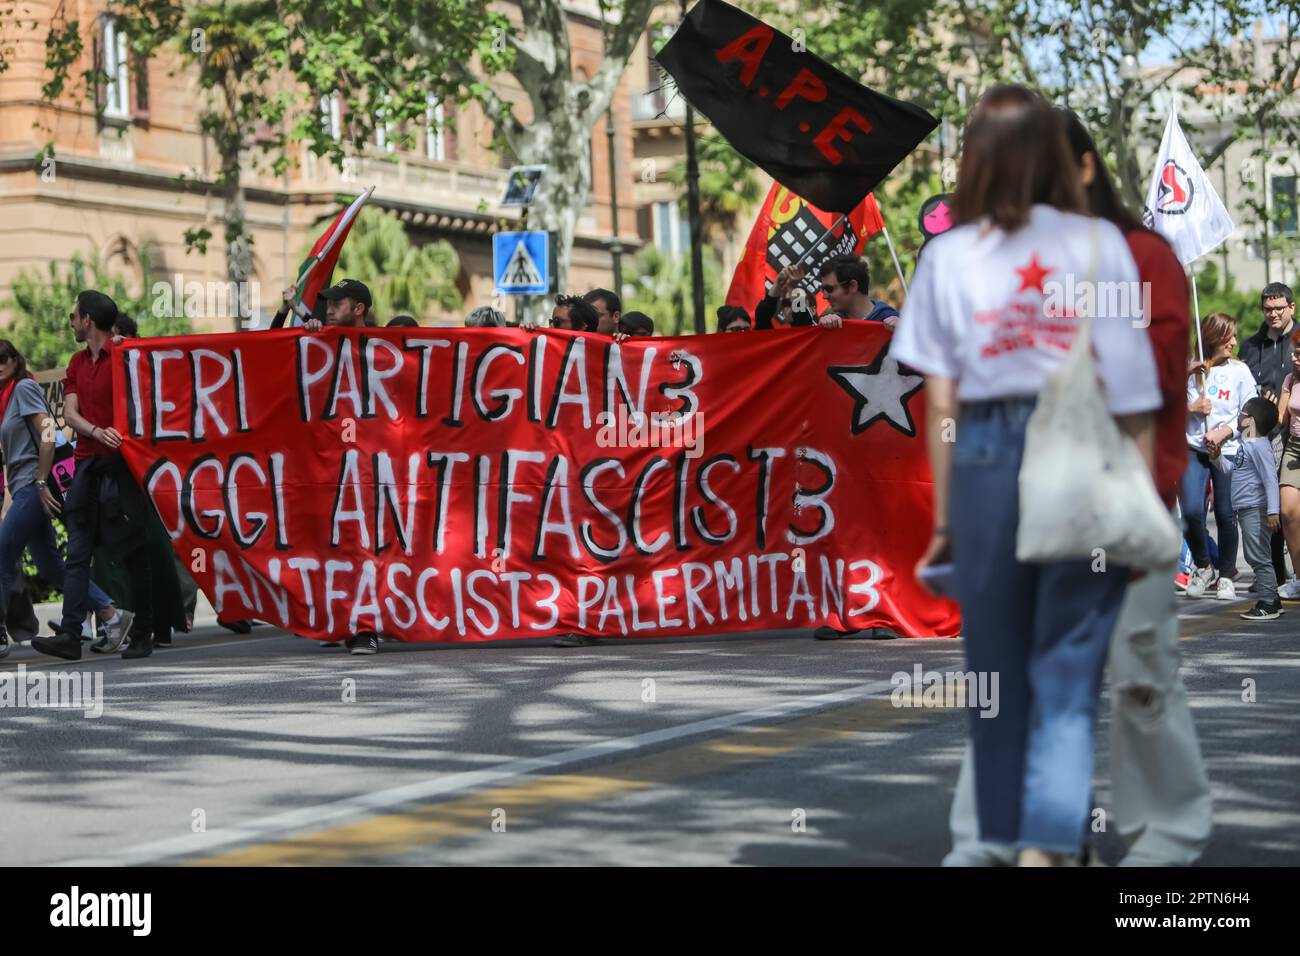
left=1015, top=254, right=1053, bottom=294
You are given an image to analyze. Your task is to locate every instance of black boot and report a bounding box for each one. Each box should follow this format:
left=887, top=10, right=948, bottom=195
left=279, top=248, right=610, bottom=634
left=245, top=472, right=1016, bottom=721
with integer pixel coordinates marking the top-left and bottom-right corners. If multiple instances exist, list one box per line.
left=121, top=632, right=153, bottom=659
left=31, top=633, right=83, bottom=661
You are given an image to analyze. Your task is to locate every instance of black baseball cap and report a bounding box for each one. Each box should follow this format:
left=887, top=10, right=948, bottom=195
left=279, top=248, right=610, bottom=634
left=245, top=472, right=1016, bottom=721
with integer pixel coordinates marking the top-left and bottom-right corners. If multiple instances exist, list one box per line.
left=319, top=278, right=372, bottom=308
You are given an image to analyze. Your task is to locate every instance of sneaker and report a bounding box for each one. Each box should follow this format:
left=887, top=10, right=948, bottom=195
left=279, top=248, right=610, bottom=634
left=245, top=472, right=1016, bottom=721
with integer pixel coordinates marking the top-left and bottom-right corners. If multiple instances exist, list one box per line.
left=0, top=626, right=10, bottom=661
left=345, top=633, right=379, bottom=655
left=153, top=629, right=173, bottom=648
left=1240, top=600, right=1283, bottom=621
left=320, top=640, right=344, bottom=649
left=1215, top=577, right=1237, bottom=601
left=553, top=633, right=599, bottom=648
left=218, top=619, right=253, bottom=635
left=30, top=634, right=82, bottom=661
left=92, top=609, right=135, bottom=654
left=1184, top=568, right=1217, bottom=598
left=1279, top=578, right=1300, bottom=600
left=1173, top=572, right=1190, bottom=593
left=121, top=633, right=153, bottom=660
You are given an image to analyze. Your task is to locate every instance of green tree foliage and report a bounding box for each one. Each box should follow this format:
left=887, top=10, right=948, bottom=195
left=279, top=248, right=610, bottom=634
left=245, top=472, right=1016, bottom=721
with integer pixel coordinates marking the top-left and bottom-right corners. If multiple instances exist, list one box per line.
left=665, top=131, right=764, bottom=251
left=623, top=245, right=724, bottom=336
left=329, top=208, right=463, bottom=323
left=1, top=249, right=188, bottom=371
left=1195, top=259, right=1263, bottom=339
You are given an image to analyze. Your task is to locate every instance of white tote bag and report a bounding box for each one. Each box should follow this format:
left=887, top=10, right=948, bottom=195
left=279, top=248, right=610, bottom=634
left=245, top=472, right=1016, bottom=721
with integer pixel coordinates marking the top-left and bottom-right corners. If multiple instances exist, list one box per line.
left=1015, top=228, right=1181, bottom=570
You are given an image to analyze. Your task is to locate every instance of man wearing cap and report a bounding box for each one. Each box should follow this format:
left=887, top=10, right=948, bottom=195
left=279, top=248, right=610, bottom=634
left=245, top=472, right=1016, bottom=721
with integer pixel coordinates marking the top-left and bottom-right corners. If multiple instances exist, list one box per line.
left=308, top=279, right=381, bottom=655
left=317, top=279, right=375, bottom=329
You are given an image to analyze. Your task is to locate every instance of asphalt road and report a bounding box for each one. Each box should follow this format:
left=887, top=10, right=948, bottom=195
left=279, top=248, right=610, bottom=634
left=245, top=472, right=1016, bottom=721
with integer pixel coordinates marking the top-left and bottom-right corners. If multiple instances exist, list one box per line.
left=0, top=589, right=1296, bottom=867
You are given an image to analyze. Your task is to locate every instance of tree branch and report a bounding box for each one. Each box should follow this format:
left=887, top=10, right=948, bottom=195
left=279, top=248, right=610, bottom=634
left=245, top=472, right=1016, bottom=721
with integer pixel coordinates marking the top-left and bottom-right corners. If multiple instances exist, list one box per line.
left=582, top=0, right=658, bottom=127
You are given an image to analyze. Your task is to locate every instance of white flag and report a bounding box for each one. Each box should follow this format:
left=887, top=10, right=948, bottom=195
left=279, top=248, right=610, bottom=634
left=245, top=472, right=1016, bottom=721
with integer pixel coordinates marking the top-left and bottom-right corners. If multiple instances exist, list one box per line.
left=1142, top=110, right=1234, bottom=266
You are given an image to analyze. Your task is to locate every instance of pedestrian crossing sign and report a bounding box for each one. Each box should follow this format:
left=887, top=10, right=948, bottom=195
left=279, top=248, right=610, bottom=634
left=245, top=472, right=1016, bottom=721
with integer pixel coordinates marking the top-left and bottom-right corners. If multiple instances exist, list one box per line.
left=493, top=231, right=552, bottom=295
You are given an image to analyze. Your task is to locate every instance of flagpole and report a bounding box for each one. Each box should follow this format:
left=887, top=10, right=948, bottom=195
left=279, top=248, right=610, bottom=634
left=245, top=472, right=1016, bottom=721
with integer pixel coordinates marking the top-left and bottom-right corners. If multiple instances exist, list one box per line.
left=791, top=214, right=848, bottom=270
left=881, top=226, right=909, bottom=297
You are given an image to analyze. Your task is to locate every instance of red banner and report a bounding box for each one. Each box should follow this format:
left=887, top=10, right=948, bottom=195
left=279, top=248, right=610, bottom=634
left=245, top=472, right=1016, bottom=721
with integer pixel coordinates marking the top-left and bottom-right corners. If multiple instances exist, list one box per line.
left=726, top=184, right=883, bottom=318
left=112, top=326, right=959, bottom=642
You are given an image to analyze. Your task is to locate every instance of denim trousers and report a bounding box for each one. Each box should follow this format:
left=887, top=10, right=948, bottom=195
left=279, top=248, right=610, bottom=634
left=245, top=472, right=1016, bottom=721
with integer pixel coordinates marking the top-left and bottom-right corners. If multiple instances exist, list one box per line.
left=1237, top=507, right=1277, bottom=603
left=0, top=483, right=112, bottom=620
left=950, top=398, right=1129, bottom=853
left=1179, top=450, right=1238, bottom=576
left=59, top=458, right=154, bottom=639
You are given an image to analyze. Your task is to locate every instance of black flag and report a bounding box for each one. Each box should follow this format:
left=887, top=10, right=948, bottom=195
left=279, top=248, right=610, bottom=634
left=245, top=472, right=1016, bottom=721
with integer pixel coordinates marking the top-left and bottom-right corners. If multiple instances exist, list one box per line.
left=654, top=0, right=938, bottom=213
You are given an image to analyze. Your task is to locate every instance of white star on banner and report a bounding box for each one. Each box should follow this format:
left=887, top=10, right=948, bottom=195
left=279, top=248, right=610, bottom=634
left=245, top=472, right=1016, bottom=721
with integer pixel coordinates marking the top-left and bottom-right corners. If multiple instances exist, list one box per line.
left=828, top=345, right=925, bottom=437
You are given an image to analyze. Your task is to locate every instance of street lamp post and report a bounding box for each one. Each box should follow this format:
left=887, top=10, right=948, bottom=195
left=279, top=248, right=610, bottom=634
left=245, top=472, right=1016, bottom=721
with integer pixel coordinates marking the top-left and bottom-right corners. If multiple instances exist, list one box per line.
left=606, top=107, right=624, bottom=298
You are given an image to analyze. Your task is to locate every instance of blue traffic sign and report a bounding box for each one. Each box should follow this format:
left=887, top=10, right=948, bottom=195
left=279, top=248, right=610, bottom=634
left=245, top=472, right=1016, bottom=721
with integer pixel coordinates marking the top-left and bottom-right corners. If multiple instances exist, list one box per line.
left=493, top=231, right=551, bottom=295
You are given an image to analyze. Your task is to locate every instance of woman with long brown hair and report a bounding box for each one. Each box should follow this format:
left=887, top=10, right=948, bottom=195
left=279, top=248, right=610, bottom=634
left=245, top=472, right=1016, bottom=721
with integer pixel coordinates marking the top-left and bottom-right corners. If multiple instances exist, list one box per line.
left=0, top=338, right=127, bottom=657
left=1181, top=313, right=1256, bottom=598
left=895, top=86, right=1162, bottom=865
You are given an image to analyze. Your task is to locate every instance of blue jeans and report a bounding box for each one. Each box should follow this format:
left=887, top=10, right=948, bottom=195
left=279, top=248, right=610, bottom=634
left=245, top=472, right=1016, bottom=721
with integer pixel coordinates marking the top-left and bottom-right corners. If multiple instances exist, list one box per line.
left=1179, top=451, right=1237, bottom=576
left=950, top=398, right=1129, bottom=854
left=0, top=483, right=113, bottom=620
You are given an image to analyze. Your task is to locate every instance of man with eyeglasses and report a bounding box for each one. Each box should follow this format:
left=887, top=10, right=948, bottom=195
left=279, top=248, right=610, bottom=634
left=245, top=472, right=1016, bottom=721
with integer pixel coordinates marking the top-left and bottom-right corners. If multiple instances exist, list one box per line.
left=1240, top=282, right=1296, bottom=592
left=814, top=255, right=899, bottom=330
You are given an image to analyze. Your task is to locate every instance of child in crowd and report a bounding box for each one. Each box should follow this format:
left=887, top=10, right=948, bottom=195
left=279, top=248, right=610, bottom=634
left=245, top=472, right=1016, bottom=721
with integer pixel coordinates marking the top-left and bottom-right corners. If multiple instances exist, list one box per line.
left=1230, top=397, right=1284, bottom=620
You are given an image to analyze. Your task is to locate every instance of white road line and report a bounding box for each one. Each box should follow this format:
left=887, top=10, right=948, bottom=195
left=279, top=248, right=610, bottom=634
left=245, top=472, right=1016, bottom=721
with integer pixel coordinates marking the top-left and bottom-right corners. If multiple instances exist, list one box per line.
left=56, top=675, right=906, bottom=867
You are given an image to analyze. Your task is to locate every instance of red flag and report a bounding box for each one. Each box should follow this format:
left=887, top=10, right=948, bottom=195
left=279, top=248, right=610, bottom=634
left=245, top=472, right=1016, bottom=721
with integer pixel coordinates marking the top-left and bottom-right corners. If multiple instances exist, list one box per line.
left=293, top=187, right=373, bottom=317
left=726, top=184, right=883, bottom=317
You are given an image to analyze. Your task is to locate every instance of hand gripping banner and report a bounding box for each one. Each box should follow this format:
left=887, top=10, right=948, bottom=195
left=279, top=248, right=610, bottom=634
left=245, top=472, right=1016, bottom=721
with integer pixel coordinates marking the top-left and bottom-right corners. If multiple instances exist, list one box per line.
left=112, top=326, right=960, bottom=642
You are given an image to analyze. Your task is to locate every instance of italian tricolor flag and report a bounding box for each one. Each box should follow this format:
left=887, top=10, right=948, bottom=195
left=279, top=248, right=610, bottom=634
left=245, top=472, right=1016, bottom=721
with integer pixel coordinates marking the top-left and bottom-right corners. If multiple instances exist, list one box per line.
left=290, top=185, right=374, bottom=324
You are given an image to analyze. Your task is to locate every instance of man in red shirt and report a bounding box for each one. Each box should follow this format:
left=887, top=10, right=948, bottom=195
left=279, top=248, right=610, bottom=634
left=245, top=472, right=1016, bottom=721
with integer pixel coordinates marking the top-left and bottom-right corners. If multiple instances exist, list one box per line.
left=31, top=291, right=158, bottom=661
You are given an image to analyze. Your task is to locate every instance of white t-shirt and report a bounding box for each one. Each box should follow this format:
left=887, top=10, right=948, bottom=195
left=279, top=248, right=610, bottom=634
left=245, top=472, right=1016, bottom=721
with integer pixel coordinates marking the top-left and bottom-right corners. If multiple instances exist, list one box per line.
left=1186, top=360, right=1256, bottom=458
left=894, top=205, right=1161, bottom=415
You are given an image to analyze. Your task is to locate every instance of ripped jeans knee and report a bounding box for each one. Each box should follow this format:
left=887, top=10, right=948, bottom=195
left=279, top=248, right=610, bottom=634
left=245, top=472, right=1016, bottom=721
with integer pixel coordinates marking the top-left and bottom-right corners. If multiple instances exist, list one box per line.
left=1112, top=625, right=1178, bottom=729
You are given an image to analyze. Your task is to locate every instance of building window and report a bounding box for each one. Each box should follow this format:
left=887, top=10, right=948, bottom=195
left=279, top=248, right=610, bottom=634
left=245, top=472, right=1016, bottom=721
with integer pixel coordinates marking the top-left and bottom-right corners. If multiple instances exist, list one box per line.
left=374, top=96, right=395, bottom=153
left=654, top=200, right=689, bottom=257
left=1273, top=175, right=1298, bottom=237
left=320, top=94, right=342, bottom=142
left=426, top=94, right=445, bottom=161
left=102, top=18, right=130, bottom=120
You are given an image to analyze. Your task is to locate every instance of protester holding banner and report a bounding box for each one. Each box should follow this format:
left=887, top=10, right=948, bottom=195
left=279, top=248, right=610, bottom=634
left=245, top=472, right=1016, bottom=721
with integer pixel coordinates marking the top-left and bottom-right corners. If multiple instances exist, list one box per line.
left=583, top=289, right=622, bottom=335
left=1182, top=313, right=1256, bottom=599
left=546, top=294, right=599, bottom=332
left=945, top=109, right=1212, bottom=867
left=31, top=292, right=159, bottom=661
left=897, top=86, right=1161, bottom=866
left=815, top=256, right=898, bottom=329
left=753, top=265, right=814, bottom=329
left=0, top=339, right=128, bottom=659
left=320, top=279, right=376, bottom=328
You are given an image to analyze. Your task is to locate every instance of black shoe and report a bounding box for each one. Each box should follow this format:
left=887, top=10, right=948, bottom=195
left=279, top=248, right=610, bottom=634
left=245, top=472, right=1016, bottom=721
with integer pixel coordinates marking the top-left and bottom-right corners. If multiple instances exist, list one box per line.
left=345, top=633, right=379, bottom=655
left=1240, top=600, right=1284, bottom=621
left=31, top=634, right=83, bottom=661
left=0, top=625, right=10, bottom=661
left=319, top=640, right=344, bottom=649
left=553, top=633, right=598, bottom=647
left=153, top=629, right=173, bottom=648
left=121, top=634, right=153, bottom=659
left=218, top=619, right=253, bottom=635
left=813, top=626, right=862, bottom=641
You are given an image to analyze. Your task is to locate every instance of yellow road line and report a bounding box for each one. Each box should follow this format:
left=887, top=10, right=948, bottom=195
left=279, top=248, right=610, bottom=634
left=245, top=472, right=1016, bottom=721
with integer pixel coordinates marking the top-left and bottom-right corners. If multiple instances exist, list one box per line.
left=193, top=695, right=949, bottom=866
